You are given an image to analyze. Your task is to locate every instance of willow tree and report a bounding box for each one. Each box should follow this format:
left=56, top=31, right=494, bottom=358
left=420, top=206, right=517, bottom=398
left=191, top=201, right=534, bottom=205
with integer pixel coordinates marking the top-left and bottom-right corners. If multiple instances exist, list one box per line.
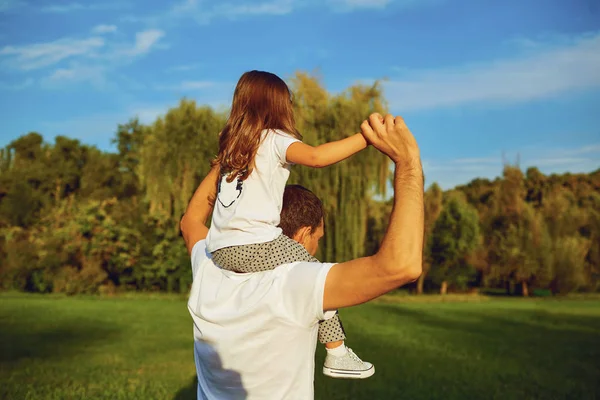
left=288, top=72, right=390, bottom=262
left=138, top=99, right=225, bottom=224
left=135, top=100, right=225, bottom=291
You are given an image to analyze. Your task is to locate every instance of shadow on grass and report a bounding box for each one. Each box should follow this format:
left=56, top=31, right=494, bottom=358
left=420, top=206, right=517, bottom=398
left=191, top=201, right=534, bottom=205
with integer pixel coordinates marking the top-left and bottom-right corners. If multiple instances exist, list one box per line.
left=380, top=303, right=600, bottom=337
left=313, top=303, right=600, bottom=400
left=173, top=376, right=198, bottom=400
left=375, top=303, right=600, bottom=377
left=0, top=318, right=122, bottom=364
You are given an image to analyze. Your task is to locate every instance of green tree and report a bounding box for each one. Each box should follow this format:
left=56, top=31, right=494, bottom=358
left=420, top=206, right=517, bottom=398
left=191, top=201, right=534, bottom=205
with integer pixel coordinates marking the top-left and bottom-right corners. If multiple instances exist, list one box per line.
left=542, top=189, right=593, bottom=294
left=485, top=165, right=527, bottom=293
left=138, top=99, right=224, bottom=226
left=418, top=182, right=443, bottom=294
left=491, top=203, right=553, bottom=296
left=525, top=167, right=547, bottom=208
left=551, top=236, right=589, bottom=294
left=0, top=133, right=47, bottom=227
left=429, top=193, right=480, bottom=294
left=113, top=119, right=146, bottom=198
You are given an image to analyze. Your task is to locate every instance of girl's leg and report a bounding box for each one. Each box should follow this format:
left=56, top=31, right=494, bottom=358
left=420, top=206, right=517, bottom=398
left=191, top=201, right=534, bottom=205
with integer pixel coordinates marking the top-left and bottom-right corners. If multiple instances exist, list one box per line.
left=318, top=313, right=346, bottom=346
left=211, top=234, right=315, bottom=273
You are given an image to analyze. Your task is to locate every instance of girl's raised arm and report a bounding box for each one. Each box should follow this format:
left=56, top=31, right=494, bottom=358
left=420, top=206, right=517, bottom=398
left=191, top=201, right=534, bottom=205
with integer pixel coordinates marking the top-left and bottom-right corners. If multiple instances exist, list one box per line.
left=286, top=133, right=368, bottom=168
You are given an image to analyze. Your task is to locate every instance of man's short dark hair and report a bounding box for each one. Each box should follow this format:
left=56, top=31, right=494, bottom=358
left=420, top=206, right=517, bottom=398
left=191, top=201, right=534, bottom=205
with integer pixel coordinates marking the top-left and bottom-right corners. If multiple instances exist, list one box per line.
left=279, top=185, right=324, bottom=238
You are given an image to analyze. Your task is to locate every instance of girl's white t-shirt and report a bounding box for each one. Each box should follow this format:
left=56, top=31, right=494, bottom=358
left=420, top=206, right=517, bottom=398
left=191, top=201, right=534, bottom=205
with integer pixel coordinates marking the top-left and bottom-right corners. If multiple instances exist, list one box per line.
left=205, top=129, right=301, bottom=253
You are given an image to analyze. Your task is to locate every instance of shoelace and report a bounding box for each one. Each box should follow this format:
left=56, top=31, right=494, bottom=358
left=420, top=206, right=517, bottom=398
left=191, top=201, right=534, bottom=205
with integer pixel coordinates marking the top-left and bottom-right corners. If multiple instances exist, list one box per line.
left=346, top=348, right=364, bottom=364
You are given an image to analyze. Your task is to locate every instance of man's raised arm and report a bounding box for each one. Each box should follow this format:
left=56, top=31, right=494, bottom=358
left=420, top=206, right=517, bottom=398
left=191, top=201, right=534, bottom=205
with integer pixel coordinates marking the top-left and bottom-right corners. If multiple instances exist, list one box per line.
left=323, top=114, right=424, bottom=310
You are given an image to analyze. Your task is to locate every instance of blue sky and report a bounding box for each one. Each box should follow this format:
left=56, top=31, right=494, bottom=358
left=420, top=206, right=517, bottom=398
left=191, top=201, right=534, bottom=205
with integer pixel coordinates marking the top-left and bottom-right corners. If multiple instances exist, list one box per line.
left=0, top=0, right=599, bottom=189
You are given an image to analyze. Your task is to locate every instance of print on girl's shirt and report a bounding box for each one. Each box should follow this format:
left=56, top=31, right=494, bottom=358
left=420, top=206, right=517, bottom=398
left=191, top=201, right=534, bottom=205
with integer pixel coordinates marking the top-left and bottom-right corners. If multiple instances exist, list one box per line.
left=217, top=173, right=244, bottom=208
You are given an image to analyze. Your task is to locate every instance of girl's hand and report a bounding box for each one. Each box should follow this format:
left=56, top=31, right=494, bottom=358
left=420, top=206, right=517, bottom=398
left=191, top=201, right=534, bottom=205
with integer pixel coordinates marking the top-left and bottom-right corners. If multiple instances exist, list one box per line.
left=359, top=113, right=383, bottom=145
left=360, top=113, right=420, bottom=165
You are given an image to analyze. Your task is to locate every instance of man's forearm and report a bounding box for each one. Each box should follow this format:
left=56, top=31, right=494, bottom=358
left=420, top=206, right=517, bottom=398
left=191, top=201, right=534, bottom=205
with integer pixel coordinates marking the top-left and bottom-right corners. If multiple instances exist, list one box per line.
left=183, top=167, right=218, bottom=221
left=180, top=165, right=219, bottom=253
left=374, top=160, right=424, bottom=280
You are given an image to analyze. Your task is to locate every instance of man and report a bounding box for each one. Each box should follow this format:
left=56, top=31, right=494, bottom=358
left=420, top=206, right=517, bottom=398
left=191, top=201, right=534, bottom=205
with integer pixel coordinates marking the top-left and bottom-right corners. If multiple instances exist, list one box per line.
left=181, top=114, right=424, bottom=399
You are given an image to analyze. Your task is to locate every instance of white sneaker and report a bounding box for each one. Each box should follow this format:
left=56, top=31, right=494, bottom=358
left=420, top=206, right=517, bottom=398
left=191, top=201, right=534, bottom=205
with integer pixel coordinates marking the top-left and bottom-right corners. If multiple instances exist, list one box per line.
left=323, top=347, right=375, bottom=379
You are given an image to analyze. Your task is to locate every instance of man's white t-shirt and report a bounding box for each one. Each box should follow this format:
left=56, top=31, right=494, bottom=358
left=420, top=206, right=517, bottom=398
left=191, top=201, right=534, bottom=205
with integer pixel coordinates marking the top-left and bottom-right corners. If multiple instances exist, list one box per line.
left=188, top=240, right=336, bottom=399
left=205, top=129, right=301, bottom=252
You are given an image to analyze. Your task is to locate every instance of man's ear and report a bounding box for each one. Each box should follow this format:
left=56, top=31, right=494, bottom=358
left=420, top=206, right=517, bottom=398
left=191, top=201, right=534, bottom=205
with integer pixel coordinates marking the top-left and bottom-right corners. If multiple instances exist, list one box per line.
left=292, top=226, right=312, bottom=246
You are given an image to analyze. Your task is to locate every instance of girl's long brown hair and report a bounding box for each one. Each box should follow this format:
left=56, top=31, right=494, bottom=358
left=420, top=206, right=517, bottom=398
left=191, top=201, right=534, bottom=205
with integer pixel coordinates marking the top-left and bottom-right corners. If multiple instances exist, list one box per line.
left=213, top=70, right=301, bottom=182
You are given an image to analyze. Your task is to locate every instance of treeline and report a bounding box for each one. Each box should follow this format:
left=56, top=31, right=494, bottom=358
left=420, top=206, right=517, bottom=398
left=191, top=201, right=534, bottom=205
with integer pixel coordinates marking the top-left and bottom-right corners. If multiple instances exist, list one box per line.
left=366, top=166, right=600, bottom=295
left=0, top=72, right=598, bottom=296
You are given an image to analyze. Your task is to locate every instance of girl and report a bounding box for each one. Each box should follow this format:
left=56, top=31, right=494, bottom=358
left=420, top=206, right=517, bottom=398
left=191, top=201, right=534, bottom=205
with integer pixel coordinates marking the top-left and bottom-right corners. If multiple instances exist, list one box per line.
left=197, top=70, right=374, bottom=379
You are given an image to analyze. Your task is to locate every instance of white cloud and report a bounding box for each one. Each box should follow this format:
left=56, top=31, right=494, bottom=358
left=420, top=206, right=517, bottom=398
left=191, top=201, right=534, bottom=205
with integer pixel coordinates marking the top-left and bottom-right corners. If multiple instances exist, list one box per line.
left=0, top=29, right=165, bottom=92
left=167, top=63, right=203, bottom=72
left=121, top=29, right=165, bottom=56
left=20, top=29, right=161, bottom=68
left=38, top=30, right=165, bottom=88
left=328, top=0, right=392, bottom=10
left=528, top=157, right=593, bottom=167
left=563, top=144, right=600, bottom=156
left=171, top=0, right=198, bottom=14
left=451, top=157, right=499, bottom=165
left=120, top=0, right=431, bottom=26
left=92, top=24, right=118, bottom=34
left=40, top=2, right=129, bottom=13
left=42, top=64, right=107, bottom=87
left=166, top=0, right=409, bottom=24
left=40, top=3, right=86, bottom=12
left=217, top=0, right=295, bottom=17
left=172, top=0, right=295, bottom=23
left=0, top=37, right=105, bottom=70
left=424, top=142, right=600, bottom=189
left=158, top=80, right=217, bottom=91
left=384, top=32, right=600, bottom=112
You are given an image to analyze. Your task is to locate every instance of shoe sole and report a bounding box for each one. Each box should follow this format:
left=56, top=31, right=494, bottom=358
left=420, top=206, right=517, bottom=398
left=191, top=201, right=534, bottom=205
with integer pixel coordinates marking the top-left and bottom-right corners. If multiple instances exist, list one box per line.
left=323, top=365, right=375, bottom=379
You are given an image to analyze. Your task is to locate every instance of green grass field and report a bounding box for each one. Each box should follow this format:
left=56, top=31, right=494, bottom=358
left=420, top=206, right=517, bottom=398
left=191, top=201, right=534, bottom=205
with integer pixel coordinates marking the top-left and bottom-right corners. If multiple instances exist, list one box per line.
left=1, top=293, right=599, bottom=400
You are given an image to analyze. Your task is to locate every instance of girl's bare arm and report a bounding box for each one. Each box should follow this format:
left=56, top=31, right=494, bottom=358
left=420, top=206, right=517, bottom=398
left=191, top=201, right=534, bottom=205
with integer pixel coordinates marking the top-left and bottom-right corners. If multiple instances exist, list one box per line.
left=286, top=133, right=368, bottom=168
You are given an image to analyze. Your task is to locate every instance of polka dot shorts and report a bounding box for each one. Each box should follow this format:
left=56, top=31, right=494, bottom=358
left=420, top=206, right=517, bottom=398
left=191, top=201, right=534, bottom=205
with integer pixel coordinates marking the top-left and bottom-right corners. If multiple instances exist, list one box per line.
left=211, top=234, right=346, bottom=344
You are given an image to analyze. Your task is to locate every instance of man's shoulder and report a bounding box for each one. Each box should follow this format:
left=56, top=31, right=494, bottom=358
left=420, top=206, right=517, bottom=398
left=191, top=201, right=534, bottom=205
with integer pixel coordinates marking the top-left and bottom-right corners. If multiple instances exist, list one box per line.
left=283, top=261, right=337, bottom=282
left=275, top=261, right=337, bottom=322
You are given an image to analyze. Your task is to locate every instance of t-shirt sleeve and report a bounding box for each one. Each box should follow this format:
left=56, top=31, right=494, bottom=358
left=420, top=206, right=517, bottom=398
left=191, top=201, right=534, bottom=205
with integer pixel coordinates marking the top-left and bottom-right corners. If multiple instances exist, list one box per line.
left=191, top=240, right=208, bottom=279
left=272, top=130, right=301, bottom=165
left=279, top=261, right=337, bottom=327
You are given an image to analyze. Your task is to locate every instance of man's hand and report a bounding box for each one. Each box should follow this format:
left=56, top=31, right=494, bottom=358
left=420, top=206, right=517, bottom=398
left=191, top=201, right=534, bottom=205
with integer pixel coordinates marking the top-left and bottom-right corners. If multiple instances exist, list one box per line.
left=360, top=113, right=420, bottom=165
